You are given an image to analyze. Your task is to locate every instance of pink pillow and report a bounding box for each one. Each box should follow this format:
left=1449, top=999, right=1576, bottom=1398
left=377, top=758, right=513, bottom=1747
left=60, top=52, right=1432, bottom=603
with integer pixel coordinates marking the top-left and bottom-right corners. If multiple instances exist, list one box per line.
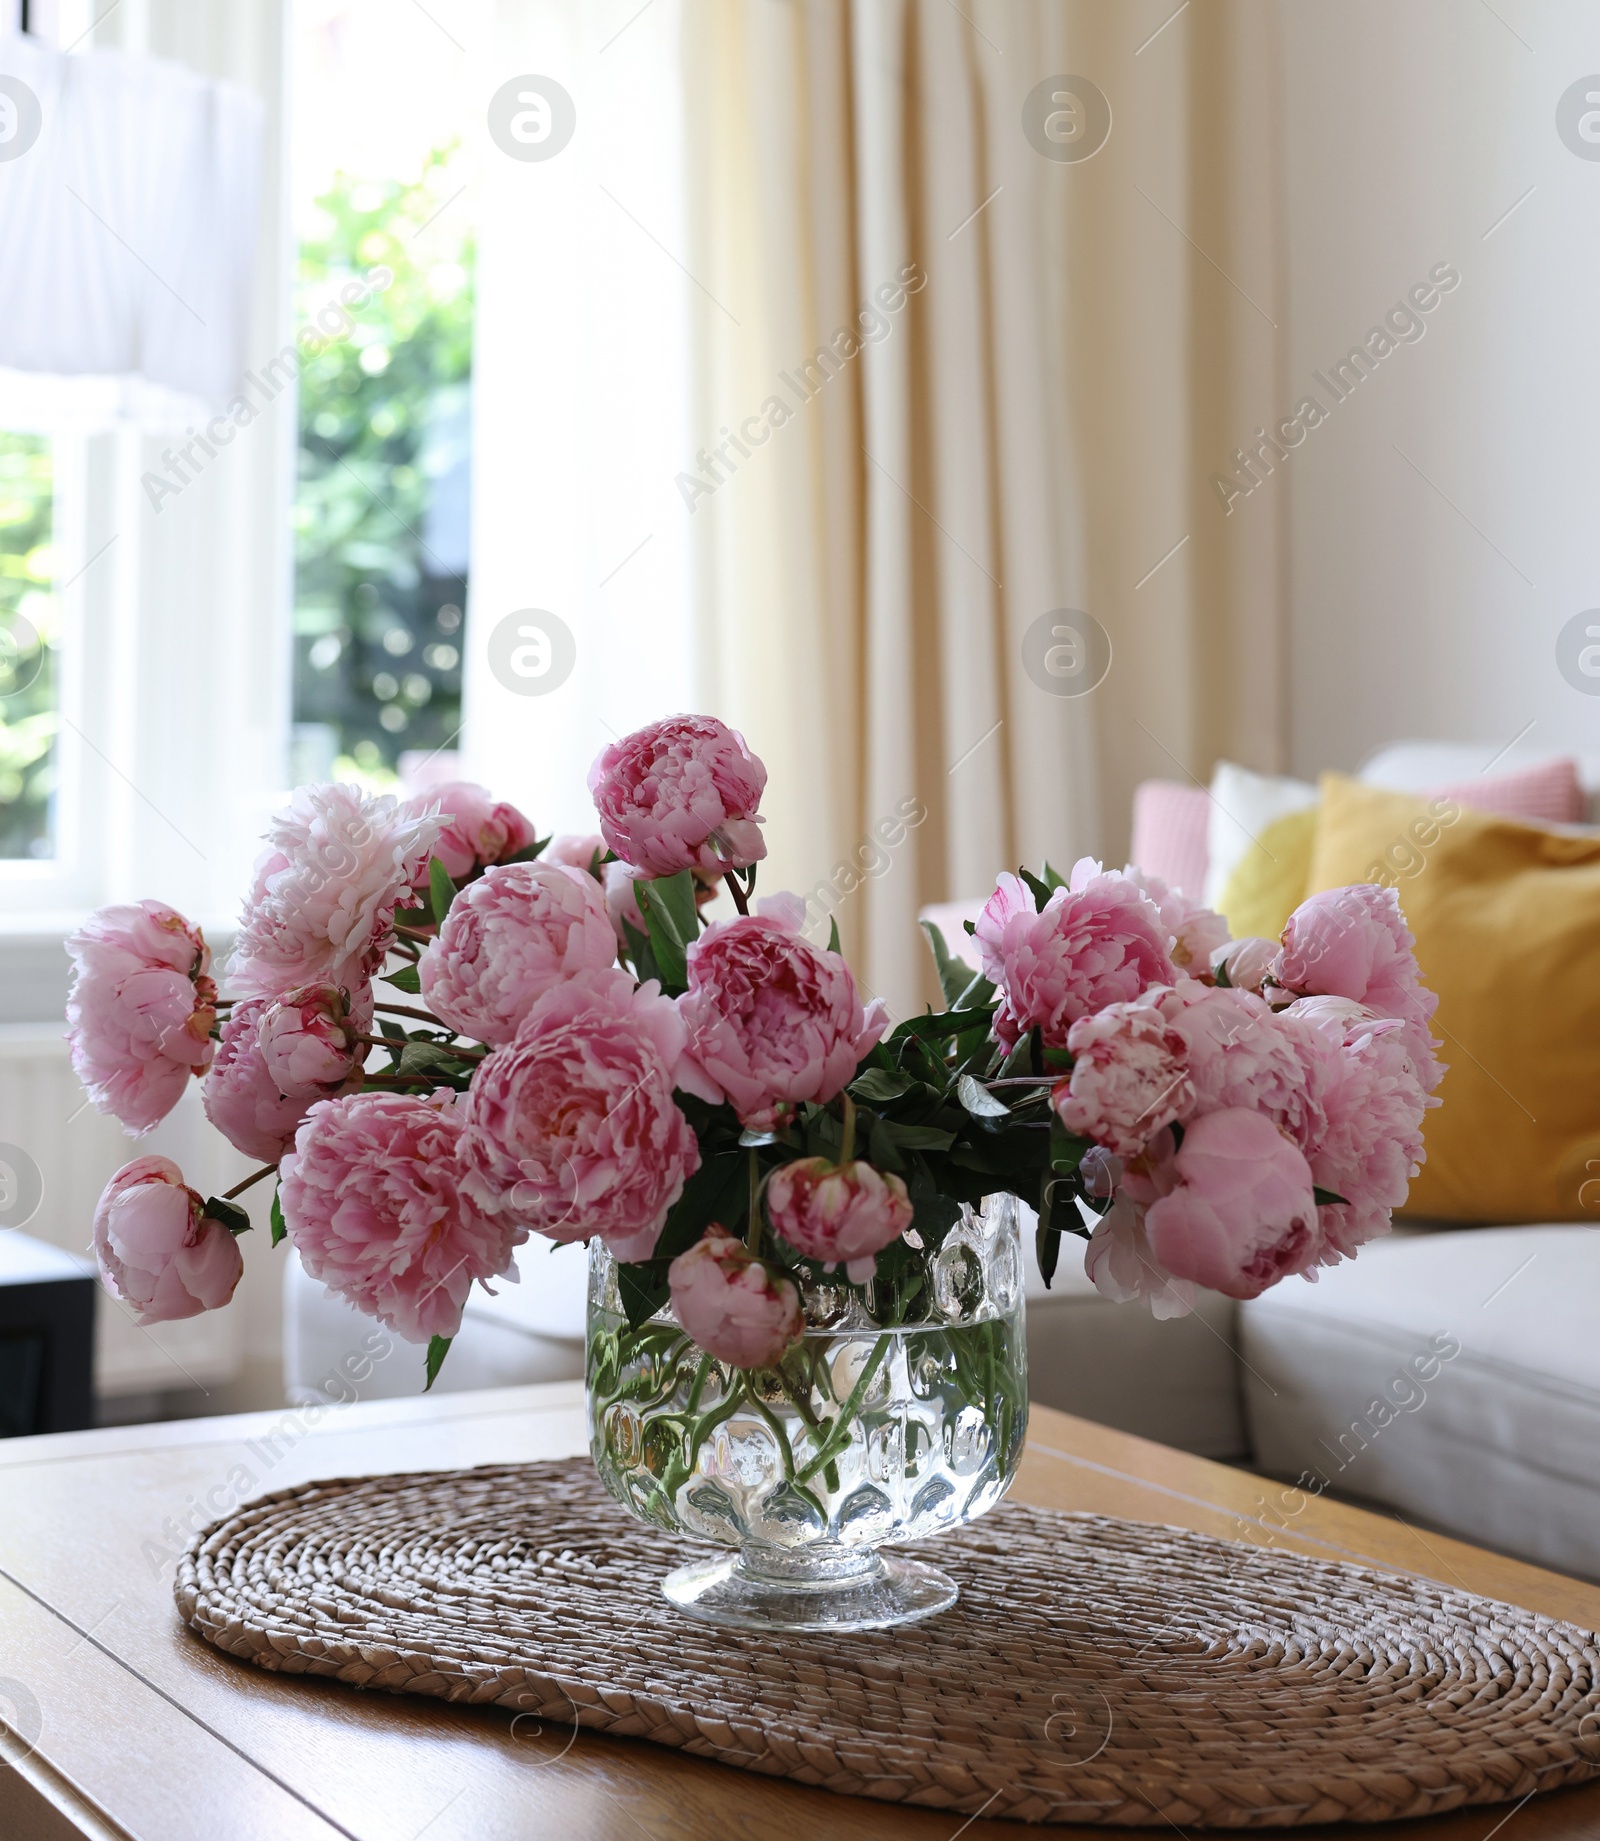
left=1129, top=781, right=1210, bottom=898
left=1425, top=757, right=1584, bottom=826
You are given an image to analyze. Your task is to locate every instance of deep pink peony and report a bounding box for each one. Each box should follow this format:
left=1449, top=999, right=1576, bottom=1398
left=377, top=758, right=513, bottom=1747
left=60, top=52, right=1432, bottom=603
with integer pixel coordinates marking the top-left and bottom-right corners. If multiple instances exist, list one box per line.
left=1144, top=1108, right=1320, bottom=1300
left=1124, top=869, right=1230, bottom=974
left=974, top=863, right=1177, bottom=1050
left=66, top=902, right=216, bottom=1135
left=668, top=1225, right=804, bottom=1367
left=763, top=1157, right=914, bottom=1282
left=459, top=969, right=699, bottom=1260
left=1053, top=1001, right=1195, bottom=1158
left=92, top=1155, right=242, bottom=1324
left=1283, top=998, right=1436, bottom=1262
left=257, top=982, right=368, bottom=1098
left=419, top=862, right=616, bottom=1045
left=204, top=999, right=318, bottom=1164
left=1275, top=884, right=1437, bottom=1030
left=675, top=900, right=888, bottom=1128
left=543, top=832, right=605, bottom=876
left=279, top=1089, right=522, bottom=1343
left=587, top=714, right=767, bottom=877
left=406, top=781, right=536, bottom=884
left=1157, top=981, right=1329, bottom=1149
left=230, top=784, right=441, bottom=1000
left=1083, top=1193, right=1197, bottom=1319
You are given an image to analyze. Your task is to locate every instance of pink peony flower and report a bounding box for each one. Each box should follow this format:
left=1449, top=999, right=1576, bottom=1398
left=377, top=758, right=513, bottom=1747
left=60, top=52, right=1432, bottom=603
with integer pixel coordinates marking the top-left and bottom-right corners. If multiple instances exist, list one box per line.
left=419, top=862, right=616, bottom=1045
left=66, top=902, right=216, bottom=1135
left=406, top=781, right=536, bottom=884
left=257, top=982, right=368, bottom=1098
left=92, top=1155, right=242, bottom=1325
left=280, top=1089, right=522, bottom=1344
left=763, top=1157, right=914, bottom=1282
left=668, top=1225, right=804, bottom=1367
left=1144, top=1108, right=1320, bottom=1300
left=974, top=864, right=1177, bottom=1050
left=1283, top=998, right=1437, bottom=1262
left=588, top=714, right=767, bottom=878
left=229, top=784, right=441, bottom=1000
left=1053, top=1001, right=1195, bottom=1158
left=674, top=906, right=888, bottom=1128
left=1275, top=884, right=1437, bottom=1030
left=1124, top=869, right=1230, bottom=973
left=1158, top=982, right=1328, bottom=1148
left=602, top=859, right=647, bottom=946
left=204, top=999, right=317, bottom=1164
left=543, top=832, right=605, bottom=876
left=459, top=968, right=699, bottom=1260
left=1211, top=935, right=1278, bottom=994
left=1083, top=1193, right=1197, bottom=1319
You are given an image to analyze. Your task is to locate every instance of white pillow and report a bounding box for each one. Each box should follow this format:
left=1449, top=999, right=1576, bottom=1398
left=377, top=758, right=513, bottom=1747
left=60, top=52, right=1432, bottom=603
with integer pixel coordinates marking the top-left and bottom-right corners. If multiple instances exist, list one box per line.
left=1202, top=762, right=1318, bottom=911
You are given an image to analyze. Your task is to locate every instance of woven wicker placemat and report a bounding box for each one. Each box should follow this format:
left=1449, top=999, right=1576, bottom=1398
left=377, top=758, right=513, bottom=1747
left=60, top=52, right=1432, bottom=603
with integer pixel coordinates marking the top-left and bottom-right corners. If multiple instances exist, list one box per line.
left=176, top=1458, right=1600, bottom=1828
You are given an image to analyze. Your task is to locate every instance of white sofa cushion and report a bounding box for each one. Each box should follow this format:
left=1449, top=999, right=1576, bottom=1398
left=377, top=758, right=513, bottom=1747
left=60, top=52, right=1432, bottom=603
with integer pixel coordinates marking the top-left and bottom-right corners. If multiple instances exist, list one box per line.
left=1240, top=1226, right=1600, bottom=1578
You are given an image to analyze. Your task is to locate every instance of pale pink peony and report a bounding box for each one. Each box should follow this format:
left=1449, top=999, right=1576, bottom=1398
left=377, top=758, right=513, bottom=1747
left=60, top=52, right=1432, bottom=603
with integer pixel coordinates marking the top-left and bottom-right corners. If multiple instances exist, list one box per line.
left=66, top=902, right=216, bottom=1135
left=1283, top=998, right=1436, bottom=1262
left=543, top=832, right=605, bottom=876
left=1211, top=935, right=1279, bottom=994
left=279, top=1089, right=522, bottom=1343
left=407, top=781, right=536, bottom=884
left=1083, top=1194, right=1197, bottom=1319
left=588, top=714, right=767, bottom=878
left=974, top=864, right=1177, bottom=1050
left=602, top=859, right=647, bottom=946
left=675, top=905, right=888, bottom=1128
left=230, top=784, right=441, bottom=999
left=1275, top=884, right=1437, bottom=1030
left=668, top=1225, right=804, bottom=1367
left=419, top=862, right=616, bottom=1046
left=1157, top=982, right=1329, bottom=1149
left=257, top=982, right=368, bottom=1099
left=459, top=969, right=698, bottom=1260
left=1145, top=1108, right=1320, bottom=1300
left=1053, top=1002, right=1195, bottom=1158
left=204, top=998, right=317, bottom=1164
left=763, top=1157, right=914, bottom=1282
left=92, top=1155, right=242, bottom=1325
left=1124, top=869, right=1230, bottom=973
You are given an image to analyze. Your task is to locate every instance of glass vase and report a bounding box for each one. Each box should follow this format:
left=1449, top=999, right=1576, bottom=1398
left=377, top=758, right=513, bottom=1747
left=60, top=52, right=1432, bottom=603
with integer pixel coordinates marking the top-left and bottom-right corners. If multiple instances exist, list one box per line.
left=585, top=1193, right=1028, bottom=1632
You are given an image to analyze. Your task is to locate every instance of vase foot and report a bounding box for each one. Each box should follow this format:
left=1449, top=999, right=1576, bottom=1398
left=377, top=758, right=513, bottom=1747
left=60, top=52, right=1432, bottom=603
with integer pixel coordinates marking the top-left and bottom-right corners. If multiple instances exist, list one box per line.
left=661, top=1543, right=958, bottom=1633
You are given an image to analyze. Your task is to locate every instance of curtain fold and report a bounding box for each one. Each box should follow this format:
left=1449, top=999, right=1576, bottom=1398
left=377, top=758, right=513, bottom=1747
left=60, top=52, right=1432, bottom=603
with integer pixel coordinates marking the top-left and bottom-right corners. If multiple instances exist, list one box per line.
left=681, top=0, right=1288, bottom=1019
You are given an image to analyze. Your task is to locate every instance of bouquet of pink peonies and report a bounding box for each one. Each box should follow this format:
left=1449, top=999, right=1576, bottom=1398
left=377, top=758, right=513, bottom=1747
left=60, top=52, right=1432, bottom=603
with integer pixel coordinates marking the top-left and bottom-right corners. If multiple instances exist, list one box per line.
left=68, top=714, right=1445, bottom=1385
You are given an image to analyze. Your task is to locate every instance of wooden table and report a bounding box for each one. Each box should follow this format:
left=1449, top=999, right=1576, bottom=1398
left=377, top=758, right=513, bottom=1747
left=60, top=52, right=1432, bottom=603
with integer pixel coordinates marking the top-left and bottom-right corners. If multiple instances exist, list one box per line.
left=2, top=1383, right=1598, bottom=1840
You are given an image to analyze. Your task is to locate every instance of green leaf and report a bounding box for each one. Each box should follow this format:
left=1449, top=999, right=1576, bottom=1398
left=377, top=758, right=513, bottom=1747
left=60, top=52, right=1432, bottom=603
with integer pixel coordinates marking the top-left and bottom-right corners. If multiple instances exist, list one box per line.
left=424, top=1335, right=452, bottom=1391
left=620, top=916, right=660, bottom=986
left=956, top=1074, right=1009, bottom=1120
left=636, top=871, right=697, bottom=993
left=1213, top=956, right=1233, bottom=989
left=203, top=1196, right=253, bottom=1236
left=617, top=1260, right=671, bottom=1329
left=1018, top=867, right=1055, bottom=912
left=503, top=835, right=549, bottom=864
left=962, top=918, right=977, bottom=936
left=270, top=1190, right=287, bottom=1247
left=1050, top=1117, right=1091, bottom=1173
left=654, top=1151, right=746, bottom=1264
left=868, top=1115, right=905, bottom=1173
left=384, top=963, right=422, bottom=994
left=1313, top=1186, right=1349, bottom=1207
left=428, top=857, right=457, bottom=926
left=827, top=916, right=841, bottom=955
left=1042, top=861, right=1069, bottom=891
left=890, top=1005, right=998, bottom=1045
left=393, top=905, right=430, bottom=926
left=646, top=869, right=699, bottom=944
left=1036, top=1217, right=1061, bottom=1289
left=919, top=919, right=974, bottom=1009
left=398, top=1039, right=455, bottom=1075
left=849, top=1067, right=915, bottom=1104
left=880, top=1122, right=955, bottom=1152
left=377, top=1016, right=407, bottom=1041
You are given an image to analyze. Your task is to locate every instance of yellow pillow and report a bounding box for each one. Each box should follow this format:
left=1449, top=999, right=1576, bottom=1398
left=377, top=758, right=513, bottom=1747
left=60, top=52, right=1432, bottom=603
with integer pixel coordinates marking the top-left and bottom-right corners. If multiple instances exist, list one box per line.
left=1306, top=774, right=1600, bottom=1223
left=1216, top=807, right=1317, bottom=942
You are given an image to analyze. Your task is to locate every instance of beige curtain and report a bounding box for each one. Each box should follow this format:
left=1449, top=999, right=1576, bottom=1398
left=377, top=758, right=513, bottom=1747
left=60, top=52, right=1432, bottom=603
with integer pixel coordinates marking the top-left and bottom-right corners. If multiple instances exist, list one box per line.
left=680, top=0, right=1287, bottom=1019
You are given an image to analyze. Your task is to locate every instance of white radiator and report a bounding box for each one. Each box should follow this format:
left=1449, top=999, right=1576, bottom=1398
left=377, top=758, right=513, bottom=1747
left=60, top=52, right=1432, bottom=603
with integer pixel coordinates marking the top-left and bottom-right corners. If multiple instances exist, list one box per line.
left=0, top=1023, right=271, bottom=1399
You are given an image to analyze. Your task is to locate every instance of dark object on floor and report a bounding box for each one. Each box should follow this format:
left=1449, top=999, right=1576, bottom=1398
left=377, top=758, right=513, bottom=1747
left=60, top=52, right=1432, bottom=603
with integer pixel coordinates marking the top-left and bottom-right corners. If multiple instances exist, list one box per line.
left=0, top=1230, right=95, bottom=1436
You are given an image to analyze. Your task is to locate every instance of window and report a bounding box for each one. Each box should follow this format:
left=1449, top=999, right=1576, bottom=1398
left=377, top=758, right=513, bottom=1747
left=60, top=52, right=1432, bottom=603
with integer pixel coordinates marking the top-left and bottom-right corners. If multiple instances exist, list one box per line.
left=0, top=432, right=56, bottom=860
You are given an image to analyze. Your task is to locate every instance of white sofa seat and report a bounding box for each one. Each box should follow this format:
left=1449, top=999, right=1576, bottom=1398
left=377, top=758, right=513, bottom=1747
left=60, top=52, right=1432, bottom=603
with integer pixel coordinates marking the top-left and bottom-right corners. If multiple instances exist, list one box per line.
left=283, top=1238, right=589, bottom=1405
left=1240, top=1226, right=1600, bottom=1578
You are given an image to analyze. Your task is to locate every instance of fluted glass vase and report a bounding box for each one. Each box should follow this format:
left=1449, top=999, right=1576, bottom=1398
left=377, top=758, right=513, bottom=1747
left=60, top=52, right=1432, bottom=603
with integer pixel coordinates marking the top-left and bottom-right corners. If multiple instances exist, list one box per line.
left=585, top=1193, right=1028, bottom=1632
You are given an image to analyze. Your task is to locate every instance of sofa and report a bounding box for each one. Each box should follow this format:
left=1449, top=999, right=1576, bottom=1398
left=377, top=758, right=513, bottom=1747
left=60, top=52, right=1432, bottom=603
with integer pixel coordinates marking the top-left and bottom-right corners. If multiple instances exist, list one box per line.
left=284, top=739, right=1600, bottom=1581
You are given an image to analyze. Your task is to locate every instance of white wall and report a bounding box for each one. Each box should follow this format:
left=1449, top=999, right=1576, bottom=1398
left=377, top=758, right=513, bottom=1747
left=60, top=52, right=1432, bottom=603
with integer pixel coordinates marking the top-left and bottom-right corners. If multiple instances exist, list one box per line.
left=1276, top=0, right=1600, bottom=776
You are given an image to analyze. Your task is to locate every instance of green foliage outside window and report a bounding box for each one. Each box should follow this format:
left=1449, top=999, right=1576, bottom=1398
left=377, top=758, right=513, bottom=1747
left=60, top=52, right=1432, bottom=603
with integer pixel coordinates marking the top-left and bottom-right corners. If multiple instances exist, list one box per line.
left=0, top=435, right=57, bottom=860
left=293, top=145, right=474, bottom=789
